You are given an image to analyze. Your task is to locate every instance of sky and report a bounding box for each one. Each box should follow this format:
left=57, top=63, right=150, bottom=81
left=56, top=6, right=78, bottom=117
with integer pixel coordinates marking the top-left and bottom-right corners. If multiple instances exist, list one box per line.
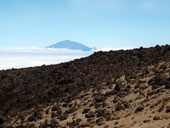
left=0, top=0, right=170, bottom=49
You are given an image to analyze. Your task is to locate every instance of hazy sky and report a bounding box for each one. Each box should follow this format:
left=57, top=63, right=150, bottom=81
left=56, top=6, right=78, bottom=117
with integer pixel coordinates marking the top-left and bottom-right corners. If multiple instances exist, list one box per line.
left=0, top=0, right=170, bottom=48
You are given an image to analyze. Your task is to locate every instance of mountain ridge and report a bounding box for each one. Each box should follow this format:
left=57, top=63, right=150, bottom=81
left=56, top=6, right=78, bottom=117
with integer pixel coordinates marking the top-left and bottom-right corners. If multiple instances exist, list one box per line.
left=46, top=40, right=93, bottom=51
left=0, top=44, right=170, bottom=127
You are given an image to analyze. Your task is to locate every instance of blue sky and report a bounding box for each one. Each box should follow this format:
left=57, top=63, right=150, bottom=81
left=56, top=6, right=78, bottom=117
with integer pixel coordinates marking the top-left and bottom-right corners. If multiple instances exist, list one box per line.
left=0, top=0, right=170, bottom=48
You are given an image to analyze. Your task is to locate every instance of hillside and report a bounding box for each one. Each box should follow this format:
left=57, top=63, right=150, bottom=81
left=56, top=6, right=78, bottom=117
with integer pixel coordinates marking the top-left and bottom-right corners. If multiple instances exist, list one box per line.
left=0, top=45, right=170, bottom=128
left=47, top=40, right=93, bottom=51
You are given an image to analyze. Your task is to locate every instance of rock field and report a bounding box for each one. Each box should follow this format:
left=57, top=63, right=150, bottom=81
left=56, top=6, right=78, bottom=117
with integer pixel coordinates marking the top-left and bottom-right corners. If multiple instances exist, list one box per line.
left=0, top=45, right=170, bottom=128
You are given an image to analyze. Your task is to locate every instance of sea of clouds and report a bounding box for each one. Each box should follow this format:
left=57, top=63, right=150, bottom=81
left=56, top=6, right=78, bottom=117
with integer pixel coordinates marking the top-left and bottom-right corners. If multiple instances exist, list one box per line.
left=0, top=47, right=94, bottom=70
left=0, top=47, right=133, bottom=70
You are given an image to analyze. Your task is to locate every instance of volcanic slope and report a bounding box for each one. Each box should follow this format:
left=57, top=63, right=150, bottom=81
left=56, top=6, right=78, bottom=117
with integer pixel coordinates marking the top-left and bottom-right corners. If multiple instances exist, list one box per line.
left=0, top=45, right=170, bottom=128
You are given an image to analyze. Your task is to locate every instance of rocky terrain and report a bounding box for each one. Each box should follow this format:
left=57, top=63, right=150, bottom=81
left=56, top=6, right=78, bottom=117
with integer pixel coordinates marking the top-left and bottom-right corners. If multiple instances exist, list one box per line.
left=0, top=45, right=170, bottom=128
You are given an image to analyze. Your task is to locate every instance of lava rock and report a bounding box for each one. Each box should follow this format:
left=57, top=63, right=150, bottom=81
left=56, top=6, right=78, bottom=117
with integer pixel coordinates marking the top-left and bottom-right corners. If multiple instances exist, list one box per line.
left=153, top=116, right=161, bottom=120
left=135, top=106, right=144, bottom=113
left=27, top=115, right=35, bottom=122
left=82, top=108, right=90, bottom=114
left=85, top=111, right=95, bottom=118
left=94, top=95, right=105, bottom=102
left=96, top=118, right=105, bottom=126
left=165, top=81, right=170, bottom=89
left=166, top=106, right=170, bottom=113
left=0, top=117, right=4, bottom=124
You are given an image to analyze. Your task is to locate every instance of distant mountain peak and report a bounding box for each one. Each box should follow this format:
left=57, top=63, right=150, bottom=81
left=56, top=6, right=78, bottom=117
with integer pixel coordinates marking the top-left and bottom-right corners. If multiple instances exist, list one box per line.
left=46, top=40, right=93, bottom=51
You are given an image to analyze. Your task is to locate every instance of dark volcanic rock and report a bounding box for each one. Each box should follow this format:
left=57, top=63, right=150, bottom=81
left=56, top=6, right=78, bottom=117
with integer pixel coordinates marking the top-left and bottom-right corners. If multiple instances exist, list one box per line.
left=143, top=120, right=150, bottom=123
left=135, top=106, right=144, bottom=113
left=96, top=118, right=105, bottom=126
left=82, top=108, right=90, bottom=114
left=51, top=105, right=60, bottom=112
left=153, top=116, right=161, bottom=120
left=94, top=95, right=105, bottom=103
left=165, top=81, right=170, bottom=89
left=0, top=117, right=4, bottom=124
left=166, top=106, right=170, bottom=113
left=27, top=115, right=36, bottom=122
left=1, top=44, right=170, bottom=127
left=85, top=111, right=95, bottom=118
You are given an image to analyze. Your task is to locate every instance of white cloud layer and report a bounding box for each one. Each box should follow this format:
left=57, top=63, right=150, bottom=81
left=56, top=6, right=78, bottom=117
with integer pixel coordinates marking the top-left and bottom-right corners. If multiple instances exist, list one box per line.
left=96, top=47, right=134, bottom=52
left=0, top=47, right=134, bottom=70
left=0, top=47, right=93, bottom=70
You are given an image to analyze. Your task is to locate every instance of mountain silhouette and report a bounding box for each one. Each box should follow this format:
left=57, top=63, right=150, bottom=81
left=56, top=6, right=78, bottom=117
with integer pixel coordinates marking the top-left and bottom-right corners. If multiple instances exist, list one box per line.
left=47, top=40, right=93, bottom=51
